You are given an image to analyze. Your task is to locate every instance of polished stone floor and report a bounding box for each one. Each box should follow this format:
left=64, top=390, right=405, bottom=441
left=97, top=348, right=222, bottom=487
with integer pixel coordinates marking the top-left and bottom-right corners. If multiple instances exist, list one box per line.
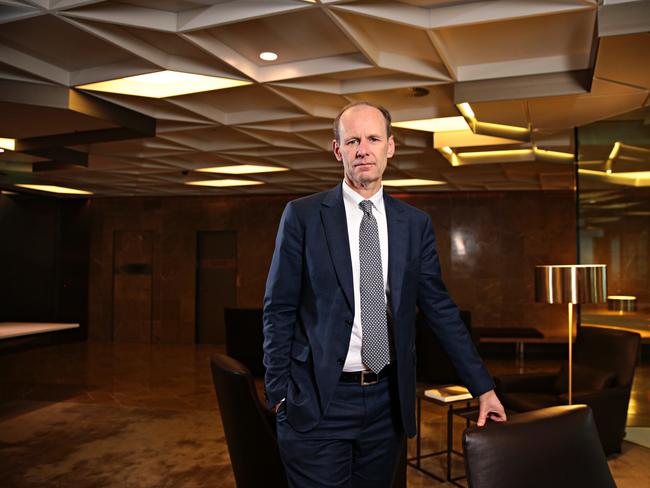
left=0, top=342, right=648, bottom=487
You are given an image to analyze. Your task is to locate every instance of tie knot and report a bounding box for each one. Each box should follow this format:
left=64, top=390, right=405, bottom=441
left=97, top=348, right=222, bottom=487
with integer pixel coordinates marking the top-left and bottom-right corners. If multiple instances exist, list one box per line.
left=359, top=200, right=373, bottom=216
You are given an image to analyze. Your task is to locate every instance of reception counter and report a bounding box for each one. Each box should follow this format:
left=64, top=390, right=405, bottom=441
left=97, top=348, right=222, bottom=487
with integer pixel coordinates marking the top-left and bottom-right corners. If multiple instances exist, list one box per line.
left=0, top=322, right=80, bottom=340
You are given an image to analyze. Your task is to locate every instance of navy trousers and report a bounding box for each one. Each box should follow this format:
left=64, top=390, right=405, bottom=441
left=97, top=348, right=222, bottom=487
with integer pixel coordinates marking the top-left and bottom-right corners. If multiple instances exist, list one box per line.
left=276, top=374, right=403, bottom=488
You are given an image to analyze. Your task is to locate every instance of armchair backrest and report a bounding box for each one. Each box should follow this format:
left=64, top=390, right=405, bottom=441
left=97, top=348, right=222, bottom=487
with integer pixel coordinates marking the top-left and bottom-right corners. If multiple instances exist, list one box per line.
left=575, top=326, right=641, bottom=388
left=463, top=405, right=616, bottom=488
left=210, top=353, right=287, bottom=488
left=224, top=307, right=265, bottom=377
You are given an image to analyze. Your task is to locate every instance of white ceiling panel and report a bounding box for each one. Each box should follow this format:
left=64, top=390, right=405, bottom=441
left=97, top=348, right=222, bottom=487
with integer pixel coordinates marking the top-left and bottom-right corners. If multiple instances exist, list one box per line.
left=0, top=0, right=647, bottom=196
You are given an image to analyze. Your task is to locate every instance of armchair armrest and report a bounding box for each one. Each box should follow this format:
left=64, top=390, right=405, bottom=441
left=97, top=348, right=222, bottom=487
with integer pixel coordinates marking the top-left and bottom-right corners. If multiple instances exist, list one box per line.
left=495, top=372, right=557, bottom=394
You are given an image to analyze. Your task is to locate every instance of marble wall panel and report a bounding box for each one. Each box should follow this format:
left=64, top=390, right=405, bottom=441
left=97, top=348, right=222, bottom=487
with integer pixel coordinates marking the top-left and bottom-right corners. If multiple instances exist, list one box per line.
left=88, top=190, right=576, bottom=344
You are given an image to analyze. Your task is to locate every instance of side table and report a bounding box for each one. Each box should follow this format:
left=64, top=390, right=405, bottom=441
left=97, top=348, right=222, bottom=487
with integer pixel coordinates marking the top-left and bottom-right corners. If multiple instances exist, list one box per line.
left=408, top=386, right=476, bottom=487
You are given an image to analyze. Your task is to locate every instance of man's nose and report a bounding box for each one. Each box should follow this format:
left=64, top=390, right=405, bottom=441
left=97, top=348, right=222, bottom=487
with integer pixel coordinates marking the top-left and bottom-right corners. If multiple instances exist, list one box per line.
left=356, top=139, right=369, bottom=157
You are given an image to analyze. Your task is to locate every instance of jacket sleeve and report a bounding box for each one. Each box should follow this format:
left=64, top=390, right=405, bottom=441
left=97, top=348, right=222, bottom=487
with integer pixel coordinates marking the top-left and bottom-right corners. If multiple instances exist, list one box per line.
left=263, top=201, right=304, bottom=409
left=416, top=214, right=495, bottom=397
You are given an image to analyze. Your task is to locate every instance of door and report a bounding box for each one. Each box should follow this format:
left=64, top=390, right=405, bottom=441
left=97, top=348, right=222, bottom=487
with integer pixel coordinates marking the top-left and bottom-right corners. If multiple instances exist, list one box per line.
left=112, top=231, right=153, bottom=343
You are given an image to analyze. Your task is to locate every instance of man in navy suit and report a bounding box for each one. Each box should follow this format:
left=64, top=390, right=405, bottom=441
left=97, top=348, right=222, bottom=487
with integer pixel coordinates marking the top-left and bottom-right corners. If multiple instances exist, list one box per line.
left=264, top=101, right=506, bottom=487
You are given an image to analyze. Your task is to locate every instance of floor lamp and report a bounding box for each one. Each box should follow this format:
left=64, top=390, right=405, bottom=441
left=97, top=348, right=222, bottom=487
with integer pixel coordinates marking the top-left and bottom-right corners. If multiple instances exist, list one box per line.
left=534, top=264, right=607, bottom=404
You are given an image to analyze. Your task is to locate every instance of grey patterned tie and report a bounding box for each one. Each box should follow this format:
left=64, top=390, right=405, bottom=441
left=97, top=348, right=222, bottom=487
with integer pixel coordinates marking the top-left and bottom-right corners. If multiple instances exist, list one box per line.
left=359, top=200, right=391, bottom=373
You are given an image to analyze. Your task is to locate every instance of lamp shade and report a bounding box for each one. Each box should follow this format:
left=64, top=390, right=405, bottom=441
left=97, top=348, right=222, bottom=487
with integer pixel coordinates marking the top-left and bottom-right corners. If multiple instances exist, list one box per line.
left=535, top=265, right=607, bottom=305
left=607, top=295, right=636, bottom=312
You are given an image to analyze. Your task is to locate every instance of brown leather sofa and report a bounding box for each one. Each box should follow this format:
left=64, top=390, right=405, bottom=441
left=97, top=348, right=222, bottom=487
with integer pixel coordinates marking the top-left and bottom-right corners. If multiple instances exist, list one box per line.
left=495, top=326, right=641, bottom=455
left=463, top=405, right=616, bottom=488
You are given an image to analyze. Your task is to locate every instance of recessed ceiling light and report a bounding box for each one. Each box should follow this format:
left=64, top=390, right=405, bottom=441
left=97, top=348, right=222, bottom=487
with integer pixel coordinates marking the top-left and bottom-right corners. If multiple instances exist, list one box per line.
left=76, top=70, right=252, bottom=98
left=197, top=164, right=289, bottom=175
left=393, top=116, right=469, bottom=133
left=259, top=51, right=278, bottom=62
left=15, top=184, right=92, bottom=195
left=186, top=179, right=264, bottom=188
left=383, top=179, right=446, bottom=187
left=0, top=137, right=16, bottom=151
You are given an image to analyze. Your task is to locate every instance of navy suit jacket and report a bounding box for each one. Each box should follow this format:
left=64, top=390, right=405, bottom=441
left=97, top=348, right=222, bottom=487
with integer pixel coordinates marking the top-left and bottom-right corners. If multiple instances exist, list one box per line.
left=263, top=184, right=494, bottom=437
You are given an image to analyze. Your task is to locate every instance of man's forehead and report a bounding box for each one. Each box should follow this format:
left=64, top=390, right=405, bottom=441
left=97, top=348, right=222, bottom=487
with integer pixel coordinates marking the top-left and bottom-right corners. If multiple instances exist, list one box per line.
left=339, top=105, right=387, bottom=135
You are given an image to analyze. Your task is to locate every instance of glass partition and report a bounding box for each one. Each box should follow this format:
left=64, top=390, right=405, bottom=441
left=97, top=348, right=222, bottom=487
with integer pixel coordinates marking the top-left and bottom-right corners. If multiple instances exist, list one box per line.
left=577, top=108, right=650, bottom=339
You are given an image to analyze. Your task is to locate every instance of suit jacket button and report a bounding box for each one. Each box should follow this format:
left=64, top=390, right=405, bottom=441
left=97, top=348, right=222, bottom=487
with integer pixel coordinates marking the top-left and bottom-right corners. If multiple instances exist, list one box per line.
left=345, top=319, right=353, bottom=326
left=337, top=358, right=345, bottom=365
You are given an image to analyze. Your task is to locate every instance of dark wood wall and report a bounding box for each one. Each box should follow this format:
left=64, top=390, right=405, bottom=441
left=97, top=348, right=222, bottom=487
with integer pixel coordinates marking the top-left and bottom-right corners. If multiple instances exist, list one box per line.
left=87, top=190, right=576, bottom=344
left=0, top=193, right=90, bottom=336
left=88, top=195, right=287, bottom=343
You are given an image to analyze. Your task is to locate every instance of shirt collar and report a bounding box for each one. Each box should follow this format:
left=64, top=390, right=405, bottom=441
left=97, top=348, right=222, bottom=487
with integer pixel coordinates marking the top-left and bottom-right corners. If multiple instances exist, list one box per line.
left=342, top=180, right=385, bottom=216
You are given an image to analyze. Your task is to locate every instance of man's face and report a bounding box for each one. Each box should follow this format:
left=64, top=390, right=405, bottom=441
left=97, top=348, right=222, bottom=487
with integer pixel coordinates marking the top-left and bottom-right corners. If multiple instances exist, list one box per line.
left=333, top=105, right=395, bottom=191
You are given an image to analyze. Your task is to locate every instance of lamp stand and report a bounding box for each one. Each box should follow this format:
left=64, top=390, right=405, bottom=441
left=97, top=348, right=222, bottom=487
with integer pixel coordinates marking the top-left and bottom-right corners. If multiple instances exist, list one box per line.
left=567, top=302, right=573, bottom=405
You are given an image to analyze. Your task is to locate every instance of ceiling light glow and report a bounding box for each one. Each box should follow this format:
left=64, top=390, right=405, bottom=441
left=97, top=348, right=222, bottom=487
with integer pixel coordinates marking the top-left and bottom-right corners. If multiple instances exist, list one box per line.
left=76, top=70, right=251, bottom=98
left=459, top=149, right=533, bottom=158
left=16, top=184, right=92, bottom=195
left=383, top=179, right=446, bottom=187
left=456, top=102, right=476, bottom=120
left=186, top=179, right=264, bottom=188
left=197, top=164, right=288, bottom=174
left=0, top=138, right=16, bottom=151
left=608, top=141, right=621, bottom=161
left=392, top=116, right=470, bottom=133
left=259, top=52, right=278, bottom=61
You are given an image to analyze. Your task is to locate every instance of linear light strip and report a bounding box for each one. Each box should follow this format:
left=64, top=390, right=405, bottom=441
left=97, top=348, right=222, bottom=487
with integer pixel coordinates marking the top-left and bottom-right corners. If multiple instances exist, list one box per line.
left=197, top=165, right=288, bottom=174
left=16, top=184, right=92, bottom=195
left=186, top=179, right=264, bottom=187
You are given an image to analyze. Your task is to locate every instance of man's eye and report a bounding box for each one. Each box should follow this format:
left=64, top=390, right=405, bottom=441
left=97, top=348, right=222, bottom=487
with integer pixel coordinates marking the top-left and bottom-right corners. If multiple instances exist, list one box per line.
left=346, top=139, right=358, bottom=145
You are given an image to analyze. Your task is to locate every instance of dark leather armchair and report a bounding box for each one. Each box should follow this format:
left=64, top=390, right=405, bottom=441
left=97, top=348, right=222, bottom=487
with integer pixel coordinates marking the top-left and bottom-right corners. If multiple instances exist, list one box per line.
left=223, top=308, right=265, bottom=377
left=210, top=353, right=287, bottom=488
left=495, top=326, right=641, bottom=455
left=462, top=405, right=616, bottom=488
left=210, top=353, right=407, bottom=488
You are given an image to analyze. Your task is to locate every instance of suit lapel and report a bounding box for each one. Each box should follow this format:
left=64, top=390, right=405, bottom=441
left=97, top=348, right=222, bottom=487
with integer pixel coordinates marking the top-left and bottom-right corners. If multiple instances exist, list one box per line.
left=385, top=193, right=408, bottom=316
left=321, top=184, right=354, bottom=312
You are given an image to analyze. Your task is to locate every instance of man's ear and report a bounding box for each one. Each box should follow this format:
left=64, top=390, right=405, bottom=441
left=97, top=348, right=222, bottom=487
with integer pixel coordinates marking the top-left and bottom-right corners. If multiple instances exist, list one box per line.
left=332, top=139, right=342, bottom=162
left=387, top=135, right=395, bottom=158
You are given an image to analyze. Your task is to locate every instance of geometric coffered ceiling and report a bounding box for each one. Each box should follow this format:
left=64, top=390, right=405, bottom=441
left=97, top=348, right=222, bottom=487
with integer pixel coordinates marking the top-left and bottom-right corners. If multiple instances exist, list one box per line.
left=0, top=0, right=648, bottom=196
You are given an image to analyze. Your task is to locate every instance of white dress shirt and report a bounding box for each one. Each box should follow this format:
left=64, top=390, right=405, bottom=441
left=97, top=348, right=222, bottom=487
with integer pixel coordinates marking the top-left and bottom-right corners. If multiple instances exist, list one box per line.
left=341, top=180, right=389, bottom=372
